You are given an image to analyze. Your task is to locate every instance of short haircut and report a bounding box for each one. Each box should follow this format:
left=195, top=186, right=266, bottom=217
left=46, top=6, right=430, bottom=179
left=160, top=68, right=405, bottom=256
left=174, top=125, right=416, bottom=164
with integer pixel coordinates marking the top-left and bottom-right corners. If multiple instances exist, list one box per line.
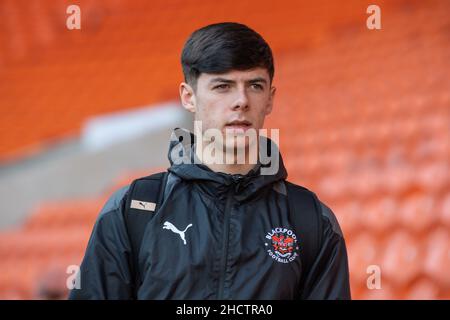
left=181, top=22, right=274, bottom=90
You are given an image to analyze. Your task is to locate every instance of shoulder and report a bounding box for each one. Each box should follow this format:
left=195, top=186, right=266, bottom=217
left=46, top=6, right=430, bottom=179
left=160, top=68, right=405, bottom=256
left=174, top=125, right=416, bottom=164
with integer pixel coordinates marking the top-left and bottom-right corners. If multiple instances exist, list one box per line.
left=96, top=171, right=169, bottom=221
left=284, top=180, right=317, bottom=196
left=318, top=200, right=343, bottom=238
left=97, top=185, right=130, bottom=220
left=285, top=180, right=343, bottom=237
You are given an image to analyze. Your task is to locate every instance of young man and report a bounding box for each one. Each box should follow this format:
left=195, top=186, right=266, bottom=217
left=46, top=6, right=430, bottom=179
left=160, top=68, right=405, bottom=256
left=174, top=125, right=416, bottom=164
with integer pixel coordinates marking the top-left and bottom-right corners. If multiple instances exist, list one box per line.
left=69, top=22, right=351, bottom=300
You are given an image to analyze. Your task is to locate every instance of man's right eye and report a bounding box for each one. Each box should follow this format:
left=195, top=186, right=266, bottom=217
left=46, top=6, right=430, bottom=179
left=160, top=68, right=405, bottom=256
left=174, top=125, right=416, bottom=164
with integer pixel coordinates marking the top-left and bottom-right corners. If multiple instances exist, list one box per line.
left=213, top=84, right=229, bottom=90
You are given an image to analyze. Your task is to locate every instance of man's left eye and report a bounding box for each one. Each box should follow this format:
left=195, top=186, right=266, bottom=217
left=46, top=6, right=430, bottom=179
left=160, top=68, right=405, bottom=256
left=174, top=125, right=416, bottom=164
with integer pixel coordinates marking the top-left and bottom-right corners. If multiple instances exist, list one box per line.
left=251, top=84, right=263, bottom=90
left=214, top=84, right=229, bottom=90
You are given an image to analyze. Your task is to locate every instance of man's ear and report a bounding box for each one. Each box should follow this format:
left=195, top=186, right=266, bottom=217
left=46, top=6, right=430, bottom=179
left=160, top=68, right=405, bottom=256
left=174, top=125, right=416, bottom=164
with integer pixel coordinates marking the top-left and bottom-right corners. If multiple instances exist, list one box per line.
left=265, top=86, right=276, bottom=115
left=179, top=82, right=196, bottom=113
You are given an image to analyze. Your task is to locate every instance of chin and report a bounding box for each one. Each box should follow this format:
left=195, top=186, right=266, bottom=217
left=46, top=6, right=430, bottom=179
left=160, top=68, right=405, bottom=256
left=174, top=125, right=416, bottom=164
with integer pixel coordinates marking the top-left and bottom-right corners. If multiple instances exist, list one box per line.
left=224, top=136, right=257, bottom=151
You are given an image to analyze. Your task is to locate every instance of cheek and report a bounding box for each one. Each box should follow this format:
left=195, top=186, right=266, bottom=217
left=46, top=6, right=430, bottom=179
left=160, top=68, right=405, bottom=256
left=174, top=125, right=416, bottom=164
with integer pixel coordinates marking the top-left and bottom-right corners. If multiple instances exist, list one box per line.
left=196, top=99, right=224, bottom=129
left=251, top=95, right=271, bottom=118
left=253, top=115, right=266, bottom=129
left=250, top=91, right=270, bottom=106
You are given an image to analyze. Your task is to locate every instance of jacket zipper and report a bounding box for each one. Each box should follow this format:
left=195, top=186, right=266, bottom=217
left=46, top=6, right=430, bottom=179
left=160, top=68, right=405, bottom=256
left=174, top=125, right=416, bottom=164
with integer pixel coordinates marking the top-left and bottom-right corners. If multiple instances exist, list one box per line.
left=217, top=187, right=234, bottom=300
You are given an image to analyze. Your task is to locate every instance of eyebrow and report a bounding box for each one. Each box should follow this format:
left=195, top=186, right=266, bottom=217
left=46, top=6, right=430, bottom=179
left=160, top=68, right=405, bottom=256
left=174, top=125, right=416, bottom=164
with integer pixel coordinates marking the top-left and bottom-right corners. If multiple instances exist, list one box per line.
left=209, top=77, right=268, bottom=85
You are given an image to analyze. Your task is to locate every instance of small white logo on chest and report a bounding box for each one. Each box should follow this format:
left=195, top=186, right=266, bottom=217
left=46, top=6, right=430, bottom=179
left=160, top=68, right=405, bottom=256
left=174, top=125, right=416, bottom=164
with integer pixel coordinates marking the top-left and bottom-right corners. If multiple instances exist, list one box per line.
left=163, top=221, right=193, bottom=245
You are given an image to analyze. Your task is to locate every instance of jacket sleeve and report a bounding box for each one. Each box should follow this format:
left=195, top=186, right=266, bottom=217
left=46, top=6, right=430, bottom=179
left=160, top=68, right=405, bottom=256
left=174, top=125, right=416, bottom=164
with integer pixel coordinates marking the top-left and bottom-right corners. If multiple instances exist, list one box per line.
left=300, top=201, right=351, bottom=300
left=68, top=186, right=133, bottom=300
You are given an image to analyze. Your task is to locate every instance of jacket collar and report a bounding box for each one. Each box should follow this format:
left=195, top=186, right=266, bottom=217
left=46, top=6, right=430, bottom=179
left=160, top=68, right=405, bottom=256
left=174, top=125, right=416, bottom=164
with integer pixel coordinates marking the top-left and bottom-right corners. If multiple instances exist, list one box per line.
left=167, top=128, right=287, bottom=202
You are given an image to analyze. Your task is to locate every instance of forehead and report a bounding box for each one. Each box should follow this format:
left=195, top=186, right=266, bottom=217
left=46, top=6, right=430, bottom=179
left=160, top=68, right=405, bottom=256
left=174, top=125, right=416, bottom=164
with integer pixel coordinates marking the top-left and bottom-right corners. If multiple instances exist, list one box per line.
left=197, top=67, right=270, bottom=84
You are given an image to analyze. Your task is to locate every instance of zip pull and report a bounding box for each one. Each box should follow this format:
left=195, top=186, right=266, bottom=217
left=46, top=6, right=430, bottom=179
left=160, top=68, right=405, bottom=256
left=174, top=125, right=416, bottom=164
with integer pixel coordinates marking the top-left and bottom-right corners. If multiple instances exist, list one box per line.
left=230, top=174, right=244, bottom=184
left=230, top=174, right=245, bottom=194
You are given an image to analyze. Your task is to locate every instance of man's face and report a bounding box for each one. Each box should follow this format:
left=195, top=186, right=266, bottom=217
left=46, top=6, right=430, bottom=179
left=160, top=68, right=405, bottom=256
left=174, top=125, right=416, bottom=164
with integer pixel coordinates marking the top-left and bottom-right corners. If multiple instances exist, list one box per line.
left=180, top=67, right=276, bottom=150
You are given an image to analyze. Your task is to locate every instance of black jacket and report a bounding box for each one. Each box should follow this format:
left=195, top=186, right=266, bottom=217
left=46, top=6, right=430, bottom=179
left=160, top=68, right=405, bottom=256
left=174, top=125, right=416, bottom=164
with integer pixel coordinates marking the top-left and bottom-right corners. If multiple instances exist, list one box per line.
left=69, top=128, right=351, bottom=300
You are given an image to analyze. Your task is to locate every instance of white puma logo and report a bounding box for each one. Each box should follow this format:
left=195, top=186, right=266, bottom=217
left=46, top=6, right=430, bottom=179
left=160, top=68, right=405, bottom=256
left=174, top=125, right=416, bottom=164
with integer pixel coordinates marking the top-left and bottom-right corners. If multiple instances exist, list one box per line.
left=162, top=221, right=193, bottom=245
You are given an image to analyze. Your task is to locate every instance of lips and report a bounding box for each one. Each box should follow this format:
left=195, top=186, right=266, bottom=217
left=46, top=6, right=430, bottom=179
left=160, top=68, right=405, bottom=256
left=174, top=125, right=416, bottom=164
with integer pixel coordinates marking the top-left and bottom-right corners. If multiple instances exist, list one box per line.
left=224, top=120, right=252, bottom=133
left=226, top=120, right=252, bottom=126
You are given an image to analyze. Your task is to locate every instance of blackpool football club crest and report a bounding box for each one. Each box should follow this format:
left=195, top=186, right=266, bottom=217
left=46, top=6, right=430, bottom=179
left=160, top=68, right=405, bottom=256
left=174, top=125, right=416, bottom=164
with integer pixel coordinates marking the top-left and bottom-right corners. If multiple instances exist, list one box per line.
left=265, top=227, right=300, bottom=264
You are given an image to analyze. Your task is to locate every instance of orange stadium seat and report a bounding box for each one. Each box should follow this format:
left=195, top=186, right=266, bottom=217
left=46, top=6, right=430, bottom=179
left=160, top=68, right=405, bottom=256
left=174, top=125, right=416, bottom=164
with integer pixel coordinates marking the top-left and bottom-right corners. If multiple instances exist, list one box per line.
left=357, top=282, right=397, bottom=300
left=440, top=192, right=450, bottom=228
left=347, top=233, right=381, bottom=286
left=404, top=277, right=440, bottom=300
left=380, top=231, right=424, bottom=288
left=360, top=196, right=398, bottom=235
left=423, top=228, right=450, bottom=288
left=382, top=165, right=415, bottom=195
left=416, top=161, right=449, bottom=193
left=398, top=192, right=438, bottom=234
left=24, top=199, right=105, bottom=230
left=331, top=200, right=361, bottom=237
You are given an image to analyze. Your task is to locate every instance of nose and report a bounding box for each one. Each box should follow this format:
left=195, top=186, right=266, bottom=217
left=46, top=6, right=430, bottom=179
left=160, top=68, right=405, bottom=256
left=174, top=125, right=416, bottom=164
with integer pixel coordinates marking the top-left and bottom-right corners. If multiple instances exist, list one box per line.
left=231, top=88, right=249, bottom=111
